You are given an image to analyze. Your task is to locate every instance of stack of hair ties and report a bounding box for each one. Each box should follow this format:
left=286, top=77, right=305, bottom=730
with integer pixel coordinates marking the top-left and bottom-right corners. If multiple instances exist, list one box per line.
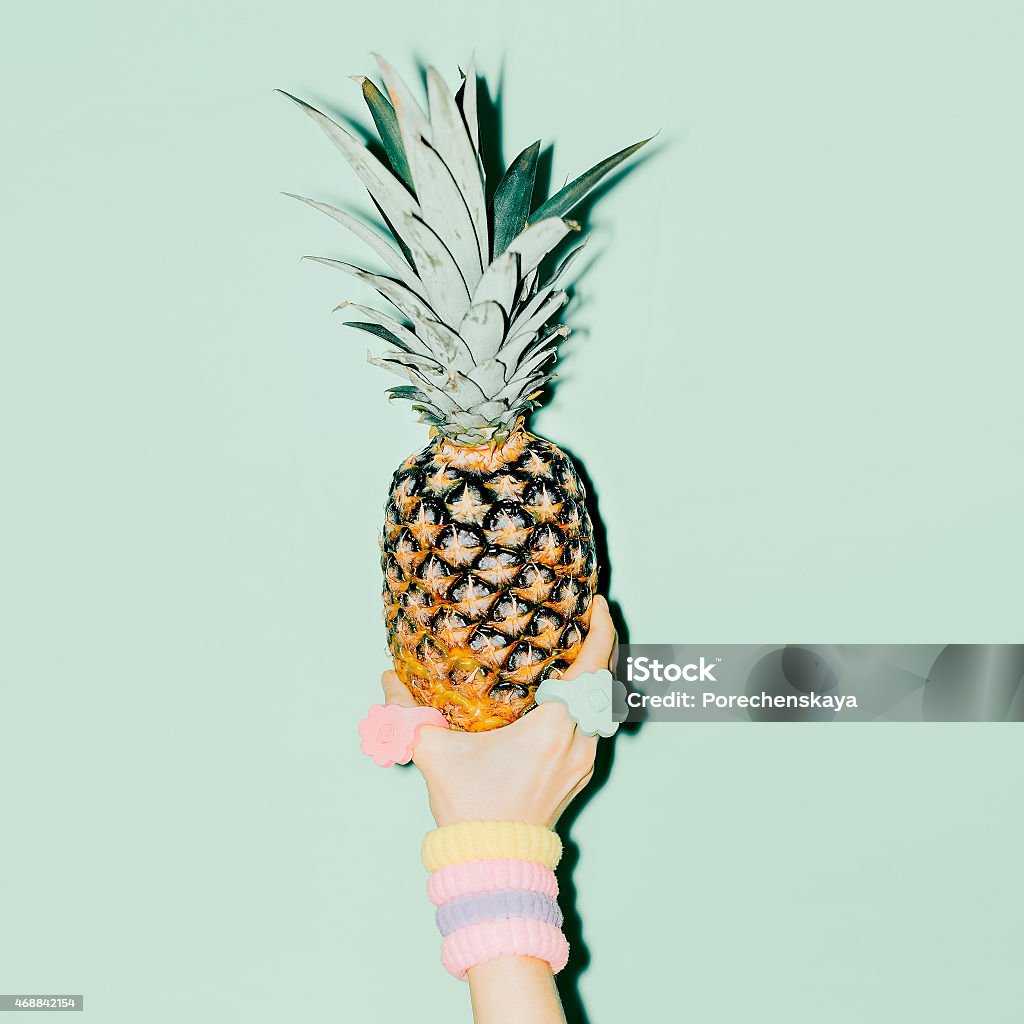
left=422, top=820, right=568, bottom=980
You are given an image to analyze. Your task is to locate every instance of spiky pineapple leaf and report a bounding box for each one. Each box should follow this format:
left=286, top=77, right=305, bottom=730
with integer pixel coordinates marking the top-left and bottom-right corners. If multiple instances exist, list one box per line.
left=455, top=56, right=480, bottom=153
left=277, top=91, right=421, bottom=253
left=305, top=256, right=440, bottom=328
left=459, top=301, right=506, bottom=363
left=412, top=405, right=447, bottom=426
left=517, top=267, right=539, bottom=305
left=374, top=54, right=431, bottom=131
left=508, top=290, right=566, bottom=339
left=387, top=385, right=430, bottom=401
left=344, top=320, right=421, bottom=356
left=506, top=216, right=575, bottom=272
left=283, top=193, right=423, bottom=297
left=396, top=213, right=472, bottom=325
left=426, top=67, right=489, bottom=271
left=529, top=137, right=652, bottom=222
left=471, top=216, right=571, bottom=314
left=369, top=197, right=418, bottom=275
left=492, top=140, right=540, bottom=258
left=547, top=239, right=588, bottom=287
left=473, top=248, right=520, bottom=315
left=420, top=318, right=476, bottom=370
left=376, top=350, right=449, bottom=378
left=374, top=54, right=432, bottom=178
left=409, top=133, right=482, bottom=289
left=453, top=371, right=491, bottom=403
left=338, top=302, right=432, bottom=357
left=356, top=76, right=414, bottom=191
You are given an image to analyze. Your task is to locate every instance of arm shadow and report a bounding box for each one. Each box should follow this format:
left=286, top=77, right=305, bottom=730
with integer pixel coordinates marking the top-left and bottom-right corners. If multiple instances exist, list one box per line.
left=547, top=442, right=644, bottom=1024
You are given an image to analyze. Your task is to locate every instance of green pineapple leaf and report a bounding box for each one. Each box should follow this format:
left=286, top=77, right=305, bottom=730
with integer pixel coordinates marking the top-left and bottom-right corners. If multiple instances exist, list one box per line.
left=387, top=385, right=430, bottom=402
left=345, top=320, right=414, bottom=352
left=283, top=192, right=423, bottom=296
left=426, top=67, right=489, bottom=272
left=492, top=140, right=541, bottom=258
left=276, top=90, right=420, bottom=255
left=337, top=302, right=435, bottom=358
left=355, top=76, right=415, bottom=192
left=411, top=405, right=447, bottom=426
left=529, top=137, right=653, bottom=222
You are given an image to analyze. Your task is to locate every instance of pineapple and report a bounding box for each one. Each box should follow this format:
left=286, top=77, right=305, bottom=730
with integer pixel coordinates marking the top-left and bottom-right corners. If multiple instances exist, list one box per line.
left=281, top=56, right=647, bottom=731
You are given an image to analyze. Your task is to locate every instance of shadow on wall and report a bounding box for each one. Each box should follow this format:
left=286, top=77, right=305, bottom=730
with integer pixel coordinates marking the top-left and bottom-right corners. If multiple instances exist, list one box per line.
left=551, top=441, right=643, bottom=1024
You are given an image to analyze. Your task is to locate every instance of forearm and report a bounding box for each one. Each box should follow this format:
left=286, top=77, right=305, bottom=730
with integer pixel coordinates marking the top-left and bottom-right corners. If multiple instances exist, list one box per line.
left=468, top=956, right=566, bottom=1024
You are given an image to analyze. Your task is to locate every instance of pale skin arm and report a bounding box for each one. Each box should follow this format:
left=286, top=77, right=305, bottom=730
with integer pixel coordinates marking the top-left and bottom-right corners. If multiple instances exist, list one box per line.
left=381, top=595, right=618, bottom=1024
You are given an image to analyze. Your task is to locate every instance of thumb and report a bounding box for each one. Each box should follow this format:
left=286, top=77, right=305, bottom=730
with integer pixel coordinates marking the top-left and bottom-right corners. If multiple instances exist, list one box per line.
left=380, top=669, right=419, bottom=708
left=563, top=595, right=617, bottom=680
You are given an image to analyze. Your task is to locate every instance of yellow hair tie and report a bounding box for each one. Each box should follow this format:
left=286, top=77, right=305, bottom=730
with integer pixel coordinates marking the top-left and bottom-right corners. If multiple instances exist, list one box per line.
left=422, top=821, right=562, bottom=872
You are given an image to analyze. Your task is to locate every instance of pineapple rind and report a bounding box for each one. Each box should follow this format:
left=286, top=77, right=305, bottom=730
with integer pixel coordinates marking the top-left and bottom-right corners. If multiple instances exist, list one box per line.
left=382, top=430, right=598, bottom=731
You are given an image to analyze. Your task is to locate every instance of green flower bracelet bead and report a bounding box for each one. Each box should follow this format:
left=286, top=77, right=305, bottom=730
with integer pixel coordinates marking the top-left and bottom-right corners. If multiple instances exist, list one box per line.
left=534, top=669, right=626, bottom=737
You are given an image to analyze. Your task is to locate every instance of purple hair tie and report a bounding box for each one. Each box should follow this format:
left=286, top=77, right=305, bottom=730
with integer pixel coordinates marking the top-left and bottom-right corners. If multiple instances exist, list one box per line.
left=435, top=888, right=563, bottom=938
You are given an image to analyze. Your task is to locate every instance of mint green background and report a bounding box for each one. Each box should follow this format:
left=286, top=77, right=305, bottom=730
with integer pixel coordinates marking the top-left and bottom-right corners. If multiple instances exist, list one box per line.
left=3, top=2, right=1022, bottom=1021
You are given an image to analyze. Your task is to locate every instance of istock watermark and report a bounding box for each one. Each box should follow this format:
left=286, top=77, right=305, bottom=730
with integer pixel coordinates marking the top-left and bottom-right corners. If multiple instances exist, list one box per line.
left=612, top=645, right=1024, bottom=723
left=626, top=656, right=719, bottom=684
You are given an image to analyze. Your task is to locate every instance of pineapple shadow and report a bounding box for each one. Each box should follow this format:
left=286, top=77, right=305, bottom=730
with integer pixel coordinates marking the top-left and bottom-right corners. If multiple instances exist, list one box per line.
left=543, top=444, right=643, bottom=1024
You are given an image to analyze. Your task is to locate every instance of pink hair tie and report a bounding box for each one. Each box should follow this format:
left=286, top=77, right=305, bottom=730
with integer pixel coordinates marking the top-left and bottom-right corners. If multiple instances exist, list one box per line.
left=428, top=859, right=559, bottom=906
left=441, top=918, right=570, bottom=980
left=357, top=703, right=449, bottom=767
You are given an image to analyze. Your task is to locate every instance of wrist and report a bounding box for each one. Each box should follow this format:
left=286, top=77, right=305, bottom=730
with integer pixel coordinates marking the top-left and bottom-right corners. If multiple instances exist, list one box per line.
left=467, top=952, right=556, bottom=987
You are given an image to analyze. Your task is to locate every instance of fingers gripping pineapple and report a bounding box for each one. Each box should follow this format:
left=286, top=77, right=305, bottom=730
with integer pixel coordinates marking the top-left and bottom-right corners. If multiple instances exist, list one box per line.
left=281, top=56, right=647, bottom=731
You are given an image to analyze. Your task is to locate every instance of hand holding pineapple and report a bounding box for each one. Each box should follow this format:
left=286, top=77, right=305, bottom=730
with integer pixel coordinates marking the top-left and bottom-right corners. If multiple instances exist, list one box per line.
left=381, top=595, right=617, bottom=828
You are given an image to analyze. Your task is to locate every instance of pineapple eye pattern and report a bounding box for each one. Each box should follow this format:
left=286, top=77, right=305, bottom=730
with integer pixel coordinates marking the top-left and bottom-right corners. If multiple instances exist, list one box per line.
left=448, top=573, right=498, bottom=621
left=483, top=502, right=535, bottom=547
left=518, top=446, right=555, bottom=480
left=391, top=468, right=425, bottom=512
left=382, top=433, right=598, bottom=731
left=528, top=608, right=566, bottom=650
left=435, top=524, right=486, bottom=568
left=473, top=547, right=524, bottom=586
left=381, top=553, right=407, bottom=592
left=528, top=523, right=565, bottom=566
left=432, top=608, right=475, bottom=647
left=468, top=625, right=516, bottom=669
left=504, top=641, right=549, bottom=683
left=401, top=584, right=436, bottom=628
left=559, top=621, right=584, bottom=649
left=541, top=659, right=571, bottom=681
left=446, top=480, right=489, bottom=524
left=418, top=553, right=459, bottom=599
left=522, top=481, right=565, bottom=523
left=512, top=562, right=557, bottom=604
left=490, top=594, right=534, bottom=637
left=423, top=464, right=462, bottom=496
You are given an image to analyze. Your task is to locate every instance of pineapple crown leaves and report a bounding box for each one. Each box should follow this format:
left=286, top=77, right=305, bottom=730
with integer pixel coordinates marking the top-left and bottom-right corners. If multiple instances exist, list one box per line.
left=278, top=55, right=651, bottom=444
